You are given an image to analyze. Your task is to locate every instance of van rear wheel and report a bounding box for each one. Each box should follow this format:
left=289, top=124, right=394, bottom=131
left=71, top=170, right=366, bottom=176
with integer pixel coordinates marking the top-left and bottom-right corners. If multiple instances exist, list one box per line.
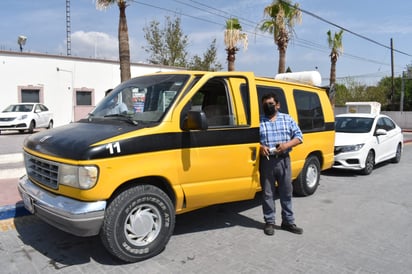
left=293, top=155, right=320, bottom=196
left=100, top=184, right=175, bottom=262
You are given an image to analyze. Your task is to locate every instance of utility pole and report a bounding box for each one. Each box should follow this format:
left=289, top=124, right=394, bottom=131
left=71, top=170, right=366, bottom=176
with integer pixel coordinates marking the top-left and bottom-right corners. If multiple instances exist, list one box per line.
left=390, top=38, right=394, bottom=110
left=66, top=0, right=71, bottom=56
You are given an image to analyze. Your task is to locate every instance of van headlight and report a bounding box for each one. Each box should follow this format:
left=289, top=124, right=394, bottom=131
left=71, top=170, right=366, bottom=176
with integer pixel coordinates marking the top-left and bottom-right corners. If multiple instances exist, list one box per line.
left=59, top=164, right=99, bottom=189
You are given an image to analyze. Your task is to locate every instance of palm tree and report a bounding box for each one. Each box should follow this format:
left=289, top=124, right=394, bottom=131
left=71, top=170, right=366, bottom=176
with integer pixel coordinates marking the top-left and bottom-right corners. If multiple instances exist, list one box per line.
left=224, top=18, right=248, bottom=71
left=327, top=30, right=344, bottom=105
left=96, top=0, right=131, bottom=82
left=327, top=30, right=344, bottom=86
left=259, top=0, right=301, bottom=74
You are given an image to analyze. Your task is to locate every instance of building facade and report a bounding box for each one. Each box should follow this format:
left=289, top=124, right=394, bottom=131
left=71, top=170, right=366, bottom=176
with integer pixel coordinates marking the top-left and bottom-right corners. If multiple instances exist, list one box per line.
left=0, top=50, right=179, bottom=127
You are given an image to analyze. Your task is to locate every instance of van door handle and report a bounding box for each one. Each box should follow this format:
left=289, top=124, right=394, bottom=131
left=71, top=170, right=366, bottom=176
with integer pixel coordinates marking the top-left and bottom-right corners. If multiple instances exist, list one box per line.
left=251, top=147, right=257, bottom=161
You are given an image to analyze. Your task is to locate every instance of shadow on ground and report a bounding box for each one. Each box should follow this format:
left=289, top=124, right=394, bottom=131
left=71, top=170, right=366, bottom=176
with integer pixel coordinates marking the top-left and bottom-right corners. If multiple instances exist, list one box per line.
left=14, top=194, right=263, bottom=267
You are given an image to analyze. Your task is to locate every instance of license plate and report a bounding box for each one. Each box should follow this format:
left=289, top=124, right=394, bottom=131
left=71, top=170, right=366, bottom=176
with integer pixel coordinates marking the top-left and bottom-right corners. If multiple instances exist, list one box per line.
left=22, top=192, right=34, bottom=214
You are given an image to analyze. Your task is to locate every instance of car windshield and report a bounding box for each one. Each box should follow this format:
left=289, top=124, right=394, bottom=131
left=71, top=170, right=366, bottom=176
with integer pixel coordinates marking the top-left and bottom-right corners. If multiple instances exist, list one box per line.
left=3, top=104, right=33, bottom=113
left=90, top=74, right=190, bottom=123
left=335, top=117, right=374, bottom=133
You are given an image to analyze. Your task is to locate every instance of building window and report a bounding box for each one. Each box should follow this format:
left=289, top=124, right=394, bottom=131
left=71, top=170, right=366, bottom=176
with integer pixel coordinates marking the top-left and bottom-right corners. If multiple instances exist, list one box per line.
left=19, top=86, right=44, bottom=103
left=76, top=90, right=92, bottom=106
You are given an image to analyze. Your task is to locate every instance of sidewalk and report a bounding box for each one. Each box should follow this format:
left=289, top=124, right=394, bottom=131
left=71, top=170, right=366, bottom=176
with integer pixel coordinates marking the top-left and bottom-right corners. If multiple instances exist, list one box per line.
left=1, top=131, right=412, bottom=222
left=0, top=178, right=29, bottom=220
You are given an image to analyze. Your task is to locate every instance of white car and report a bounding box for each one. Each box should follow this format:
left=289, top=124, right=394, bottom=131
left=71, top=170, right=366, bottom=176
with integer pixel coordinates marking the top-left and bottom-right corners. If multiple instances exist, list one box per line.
left=0, top=103, right=53, bottom=134
left=333, top=113, right=403, bottom=175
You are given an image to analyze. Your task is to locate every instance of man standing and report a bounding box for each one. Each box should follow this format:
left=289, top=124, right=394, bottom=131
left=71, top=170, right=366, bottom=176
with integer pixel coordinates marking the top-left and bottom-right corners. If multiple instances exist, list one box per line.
left=259, top=92, right=303, bottom=236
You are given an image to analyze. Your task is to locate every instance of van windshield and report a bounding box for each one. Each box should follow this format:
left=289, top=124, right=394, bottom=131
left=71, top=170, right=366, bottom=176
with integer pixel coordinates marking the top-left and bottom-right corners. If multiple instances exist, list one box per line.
left=90, top=74, right=190, bottom=123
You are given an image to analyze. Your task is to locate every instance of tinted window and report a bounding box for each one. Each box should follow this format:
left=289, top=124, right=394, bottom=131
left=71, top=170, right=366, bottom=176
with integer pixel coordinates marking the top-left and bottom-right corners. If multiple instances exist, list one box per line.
left=76, top=91, right=92, bottom=106
left=21, top=89, right=40, bottom=103
left=294, top=89, right=324, bottom=132
left=377, top=117, right=396, bottom=131
left=241, top=84, right=288, bottom=119
left=335, top=117, right=373, bottom=133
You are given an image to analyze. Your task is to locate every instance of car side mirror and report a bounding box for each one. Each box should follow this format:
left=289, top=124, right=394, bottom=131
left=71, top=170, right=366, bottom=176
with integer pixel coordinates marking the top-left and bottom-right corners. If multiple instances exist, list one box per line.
left=375, top=128, right=387, bottom=136
left=182, top=111, right=208, bottom=130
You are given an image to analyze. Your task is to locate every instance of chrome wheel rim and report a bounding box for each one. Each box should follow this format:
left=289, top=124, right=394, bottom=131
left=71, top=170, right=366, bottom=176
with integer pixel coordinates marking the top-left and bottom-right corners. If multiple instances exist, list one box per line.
left=306, top=164, right=318, bottom=188
left=124, top=203, right=162, bottom=246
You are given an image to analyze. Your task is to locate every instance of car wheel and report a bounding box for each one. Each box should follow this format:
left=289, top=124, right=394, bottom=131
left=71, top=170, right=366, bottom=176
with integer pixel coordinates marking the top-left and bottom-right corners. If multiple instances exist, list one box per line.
left=28, top=120, right=35, bottom=134
left=293, top=155, right=320, bottom=196
left=47, top=120, right=53, bottom=129
left=391, top=143, right=402, bottom=163
left=19, top=130, right=25, bottom=133
left=100, top=184, right=175, bottom=262
left=361, top=150, right=374, bottom=175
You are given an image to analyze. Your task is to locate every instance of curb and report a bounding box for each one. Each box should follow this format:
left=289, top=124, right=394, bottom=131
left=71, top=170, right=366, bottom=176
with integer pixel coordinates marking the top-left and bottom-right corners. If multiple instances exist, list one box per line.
left=0, top=201, right=30, bottom=221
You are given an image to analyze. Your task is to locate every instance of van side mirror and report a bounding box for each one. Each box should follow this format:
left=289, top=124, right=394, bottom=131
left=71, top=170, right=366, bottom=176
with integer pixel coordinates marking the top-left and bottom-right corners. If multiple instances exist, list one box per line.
left=183, top=111, right=208, bottom=130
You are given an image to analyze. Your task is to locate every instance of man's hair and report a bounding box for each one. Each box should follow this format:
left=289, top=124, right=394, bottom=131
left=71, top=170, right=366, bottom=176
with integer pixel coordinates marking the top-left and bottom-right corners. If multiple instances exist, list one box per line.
left=261, top=92, right=279, bottom=103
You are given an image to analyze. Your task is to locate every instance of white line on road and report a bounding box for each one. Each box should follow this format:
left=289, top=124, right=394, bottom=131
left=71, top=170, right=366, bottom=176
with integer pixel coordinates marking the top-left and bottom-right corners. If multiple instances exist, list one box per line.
left=0, top=153, right=23, bottom=164
left=0, top=168, right=25, bottom=179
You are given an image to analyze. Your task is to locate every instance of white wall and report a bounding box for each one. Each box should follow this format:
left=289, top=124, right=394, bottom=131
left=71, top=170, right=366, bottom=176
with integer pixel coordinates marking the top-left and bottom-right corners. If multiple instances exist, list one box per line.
left=0, top=51, right=179, bottom=127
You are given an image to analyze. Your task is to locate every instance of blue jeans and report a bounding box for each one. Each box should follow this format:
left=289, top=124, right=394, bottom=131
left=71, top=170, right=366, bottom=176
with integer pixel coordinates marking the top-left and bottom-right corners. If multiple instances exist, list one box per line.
left=259, top=155, right=295, bottom=224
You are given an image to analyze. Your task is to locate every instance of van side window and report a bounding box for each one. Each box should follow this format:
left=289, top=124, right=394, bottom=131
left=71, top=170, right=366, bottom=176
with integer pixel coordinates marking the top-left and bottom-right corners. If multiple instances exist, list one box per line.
left=294, top=89, right=325, bottom=132
left=256, top=86, right=288, bottom=115
left=187, top=78, right=234, bottom=127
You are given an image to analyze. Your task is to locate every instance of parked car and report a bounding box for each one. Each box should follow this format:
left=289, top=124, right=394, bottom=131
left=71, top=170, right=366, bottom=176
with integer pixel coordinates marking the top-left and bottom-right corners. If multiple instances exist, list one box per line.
left=333, top=113, right=403, bottom=175
left=0, top=103, right=53, bottom=134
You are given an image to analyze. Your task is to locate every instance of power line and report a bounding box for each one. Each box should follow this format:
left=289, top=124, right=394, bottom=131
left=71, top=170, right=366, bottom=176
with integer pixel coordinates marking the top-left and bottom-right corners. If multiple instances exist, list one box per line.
left=131, top=0, right=407, bottom=74
left=280, top=0, right=412, bottom=57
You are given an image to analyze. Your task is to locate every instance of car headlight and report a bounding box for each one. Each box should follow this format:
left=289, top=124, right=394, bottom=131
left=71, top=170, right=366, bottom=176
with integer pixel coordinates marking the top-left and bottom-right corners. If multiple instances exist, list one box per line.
left=18, top=114, right=28, bottom=120
left=59, top=164, right=99, bottom=189
left=336, top=144, right=365, bottom=153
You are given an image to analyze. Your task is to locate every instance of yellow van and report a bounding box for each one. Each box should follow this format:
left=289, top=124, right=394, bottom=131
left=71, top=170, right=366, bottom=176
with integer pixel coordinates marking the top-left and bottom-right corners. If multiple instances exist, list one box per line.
left=18, top=71, right=335, bottom=262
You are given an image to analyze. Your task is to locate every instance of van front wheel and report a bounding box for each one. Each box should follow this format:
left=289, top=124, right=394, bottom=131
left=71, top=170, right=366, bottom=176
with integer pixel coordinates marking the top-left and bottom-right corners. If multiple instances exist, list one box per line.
left=293, top=155, right=320, bottom=197
left=100, top=184, right=175, bottom=262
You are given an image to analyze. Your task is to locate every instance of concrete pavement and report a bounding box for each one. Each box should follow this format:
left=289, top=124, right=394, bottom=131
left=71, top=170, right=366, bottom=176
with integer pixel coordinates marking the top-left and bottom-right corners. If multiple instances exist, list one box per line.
left=0, top=144, right=411, bottom=273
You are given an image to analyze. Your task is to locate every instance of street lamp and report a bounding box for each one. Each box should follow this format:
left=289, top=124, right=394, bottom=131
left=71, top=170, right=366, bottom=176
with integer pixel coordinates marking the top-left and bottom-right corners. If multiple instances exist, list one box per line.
left=17, top=35, right=27, bottom=52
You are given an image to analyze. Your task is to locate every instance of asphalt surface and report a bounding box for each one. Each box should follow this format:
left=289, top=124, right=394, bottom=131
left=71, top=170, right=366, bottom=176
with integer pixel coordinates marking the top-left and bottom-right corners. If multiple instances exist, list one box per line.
left=0, top=133, right=411, bottom=273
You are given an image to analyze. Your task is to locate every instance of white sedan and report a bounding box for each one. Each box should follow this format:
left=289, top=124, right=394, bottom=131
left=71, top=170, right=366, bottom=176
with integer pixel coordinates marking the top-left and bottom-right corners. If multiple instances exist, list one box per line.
left=0, top=103, right=53, bottom=134
left=333, top=113, right=403, bottom=175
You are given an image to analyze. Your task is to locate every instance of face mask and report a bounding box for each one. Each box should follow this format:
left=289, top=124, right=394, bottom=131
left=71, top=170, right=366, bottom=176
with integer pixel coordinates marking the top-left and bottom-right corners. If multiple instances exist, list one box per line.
left=263, top=103, right=277, bottom=117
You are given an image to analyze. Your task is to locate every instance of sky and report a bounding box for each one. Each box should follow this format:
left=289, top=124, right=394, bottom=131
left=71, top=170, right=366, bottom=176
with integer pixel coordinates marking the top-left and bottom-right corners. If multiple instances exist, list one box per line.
left=1, top=0, right=412, bottom=86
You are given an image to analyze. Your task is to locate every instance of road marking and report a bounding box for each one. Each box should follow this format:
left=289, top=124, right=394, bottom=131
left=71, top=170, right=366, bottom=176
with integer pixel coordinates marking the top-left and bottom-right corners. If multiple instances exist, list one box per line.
left=0, top=168, right=25, bottom=179
left=0, top=153, right=23, bottom=164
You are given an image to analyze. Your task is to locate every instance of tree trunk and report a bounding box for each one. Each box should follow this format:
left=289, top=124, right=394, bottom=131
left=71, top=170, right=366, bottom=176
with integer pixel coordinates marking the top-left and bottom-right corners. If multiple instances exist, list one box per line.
left=329, top=57, right=337, bottom=107
left=278, top=47, right=286, bottom=74
left=118, top=3, right=131, bottom=82
left=227, top=48, right=236, bottom=71
left=329, top=58, right=337, bottom=86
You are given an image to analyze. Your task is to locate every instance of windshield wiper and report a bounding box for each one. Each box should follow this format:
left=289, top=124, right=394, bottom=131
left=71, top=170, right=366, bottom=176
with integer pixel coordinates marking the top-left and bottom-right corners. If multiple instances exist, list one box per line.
left=104, top=114, right=138, bottom=125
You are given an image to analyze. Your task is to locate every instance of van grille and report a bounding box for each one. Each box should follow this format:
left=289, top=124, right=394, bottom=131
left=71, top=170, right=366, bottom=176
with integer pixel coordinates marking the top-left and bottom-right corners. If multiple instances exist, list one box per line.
left=24, top=152, right=59, bottom=189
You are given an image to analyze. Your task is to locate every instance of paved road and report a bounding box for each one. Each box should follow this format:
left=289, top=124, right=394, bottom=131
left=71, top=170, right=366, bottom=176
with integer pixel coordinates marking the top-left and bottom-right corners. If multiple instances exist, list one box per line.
left=0, top=144, right=411, bottom=273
